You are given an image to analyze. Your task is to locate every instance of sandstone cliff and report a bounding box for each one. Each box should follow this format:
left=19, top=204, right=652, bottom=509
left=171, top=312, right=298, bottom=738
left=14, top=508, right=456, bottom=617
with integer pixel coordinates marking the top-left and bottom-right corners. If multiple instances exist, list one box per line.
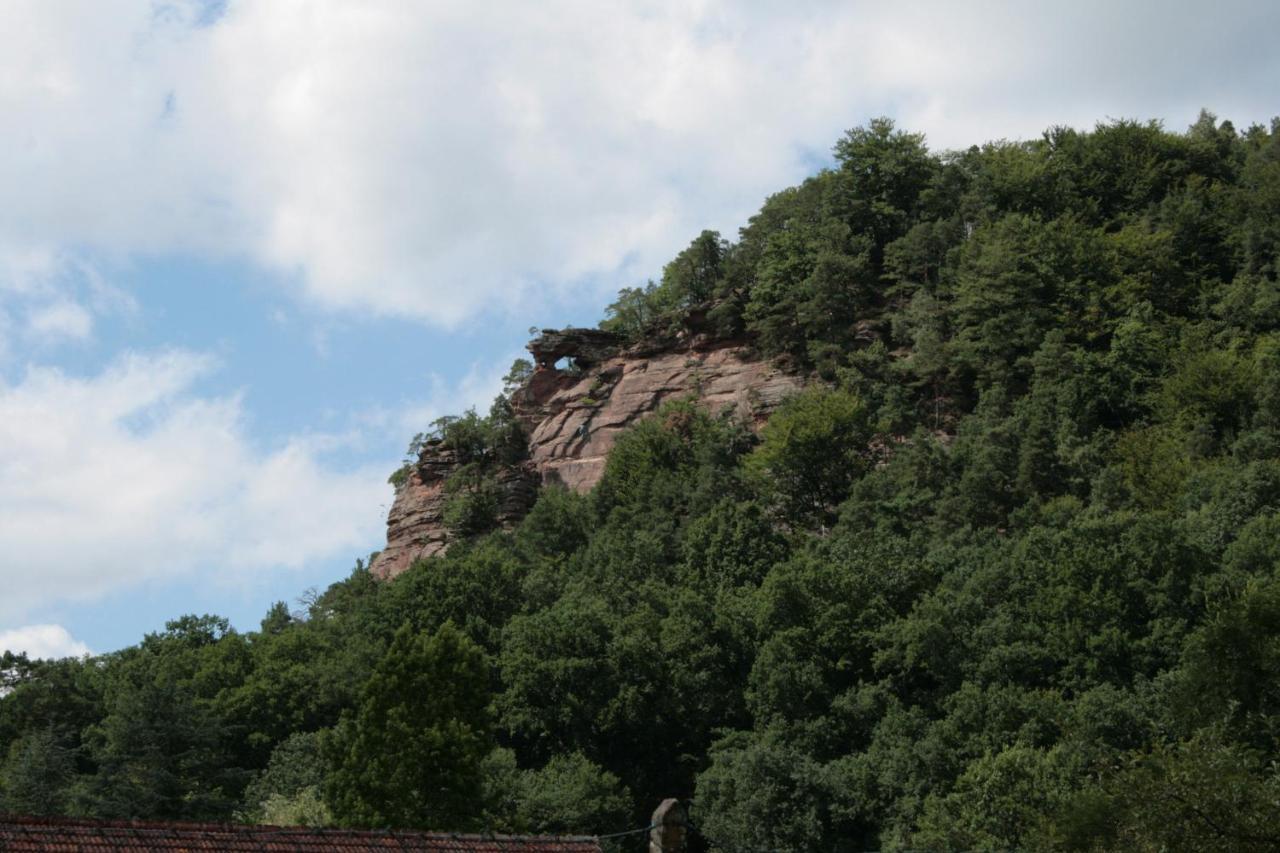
left=514, top=333, right=803, bottom=493
left=369, top=329, right=804, bottom=579
left=371, top=445, right=539, bottom=580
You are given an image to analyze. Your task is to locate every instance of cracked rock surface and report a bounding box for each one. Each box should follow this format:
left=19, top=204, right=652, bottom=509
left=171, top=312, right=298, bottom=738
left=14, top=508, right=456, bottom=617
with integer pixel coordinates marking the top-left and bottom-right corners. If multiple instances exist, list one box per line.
left=517, top=341, right=803, bottom=493
left=371, top=334, right=803, bottom=578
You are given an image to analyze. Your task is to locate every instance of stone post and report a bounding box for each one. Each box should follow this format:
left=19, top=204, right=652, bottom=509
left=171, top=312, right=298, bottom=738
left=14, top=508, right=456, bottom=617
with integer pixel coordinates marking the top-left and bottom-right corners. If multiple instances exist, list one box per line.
left=649, top=799, right=688, bottom=853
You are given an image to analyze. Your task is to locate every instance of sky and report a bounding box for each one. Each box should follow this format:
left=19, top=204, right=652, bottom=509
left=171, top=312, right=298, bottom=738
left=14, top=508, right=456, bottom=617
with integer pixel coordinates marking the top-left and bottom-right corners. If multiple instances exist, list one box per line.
left=2, top=0, right=1278, bottom=658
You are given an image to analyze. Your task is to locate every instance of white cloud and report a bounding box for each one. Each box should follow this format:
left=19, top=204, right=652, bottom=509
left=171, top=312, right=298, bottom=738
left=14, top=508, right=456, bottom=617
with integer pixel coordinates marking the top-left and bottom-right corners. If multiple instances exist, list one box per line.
left=26, top=299, right=92, bottom=342
left=0, top=349, right=388, bottom=624
left=0, top=243, right=136, bottom=358
left=0, top=624, right=91, bottom=660
left=2, top=1, right=1275, bottom=329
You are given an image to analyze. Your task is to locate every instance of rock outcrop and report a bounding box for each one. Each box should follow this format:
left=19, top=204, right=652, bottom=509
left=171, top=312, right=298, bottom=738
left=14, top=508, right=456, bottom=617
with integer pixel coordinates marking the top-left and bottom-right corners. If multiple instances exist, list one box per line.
left=370, top=330, right=804, bottom=579
left=370, top=442, right=540, bottom=579
left=527, top=327, right=623, bottom=369
left=513, top=337, right=803, bottom=493
left=370, top=443, right=457, bottom=579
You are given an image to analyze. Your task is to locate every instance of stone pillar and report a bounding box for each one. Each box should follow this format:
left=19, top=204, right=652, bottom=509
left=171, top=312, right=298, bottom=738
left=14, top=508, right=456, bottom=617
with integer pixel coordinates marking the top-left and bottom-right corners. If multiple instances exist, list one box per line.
left=649, top=799, right=688, bottom=853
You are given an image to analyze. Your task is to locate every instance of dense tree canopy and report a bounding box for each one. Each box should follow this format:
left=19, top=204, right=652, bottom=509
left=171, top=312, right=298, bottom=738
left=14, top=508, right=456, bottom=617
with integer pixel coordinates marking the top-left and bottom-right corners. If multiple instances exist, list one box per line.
left=324, top=622, right=491, bottom=830
left=6, top=112, right=1280, bottom=850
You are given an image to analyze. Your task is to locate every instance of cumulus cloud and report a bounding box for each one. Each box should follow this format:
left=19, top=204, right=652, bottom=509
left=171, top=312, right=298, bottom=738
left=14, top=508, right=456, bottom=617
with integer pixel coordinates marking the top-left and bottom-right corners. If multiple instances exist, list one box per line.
left=2, top=0, right=1275, bottom=329
left=0, top=624, right=91, bottom=660
left=0, top=349, right=388, bottom=624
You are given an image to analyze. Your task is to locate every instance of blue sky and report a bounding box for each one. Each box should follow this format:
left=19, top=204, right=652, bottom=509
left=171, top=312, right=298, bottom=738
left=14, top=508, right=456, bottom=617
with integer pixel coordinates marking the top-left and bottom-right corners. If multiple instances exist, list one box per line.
left=2, top=0, right=1279, bottom=659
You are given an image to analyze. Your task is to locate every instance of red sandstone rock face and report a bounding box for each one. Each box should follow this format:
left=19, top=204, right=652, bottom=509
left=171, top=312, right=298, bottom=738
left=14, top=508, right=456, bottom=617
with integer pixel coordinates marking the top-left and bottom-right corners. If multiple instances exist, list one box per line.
left=369, top=448, right=457, bottom=579
left=519, top=341, right=803, bottom=493
left=370, top=337, right=804, bottom=579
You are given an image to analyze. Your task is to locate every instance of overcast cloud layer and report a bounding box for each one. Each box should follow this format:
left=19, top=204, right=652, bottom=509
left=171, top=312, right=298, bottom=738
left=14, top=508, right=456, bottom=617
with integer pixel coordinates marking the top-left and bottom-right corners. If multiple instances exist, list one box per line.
left=2, top=0, right=1278, bottom=655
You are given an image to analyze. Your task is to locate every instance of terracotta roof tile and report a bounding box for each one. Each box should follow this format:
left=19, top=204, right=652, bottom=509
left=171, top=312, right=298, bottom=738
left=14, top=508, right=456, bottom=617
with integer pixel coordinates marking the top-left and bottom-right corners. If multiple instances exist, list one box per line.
left=0, top=816, right=603, bottom=852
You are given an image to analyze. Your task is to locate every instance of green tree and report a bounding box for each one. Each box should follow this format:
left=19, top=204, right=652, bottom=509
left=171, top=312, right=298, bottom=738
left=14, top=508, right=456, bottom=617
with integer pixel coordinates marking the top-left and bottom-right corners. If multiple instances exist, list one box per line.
left=746, top=387, right=869, bottom=526
left=324, top=622, right=492, bottom=830
left=662, top=230, right=727, bottom=306
left=81, top=616, right=250, bottom=820
left=241, top=731, right=330, bottom=826
left=442, top=464, right=501, bottom=539
left=829, top=117, right=939, bottom=260
left=600, top=282, right=669, bottom=339
left=912, top=745, right=1076, bottom=851
left=483, top=749, right=631, bottom=837
left=1, top=726, right=77, bottom=815
left=1053, top=730, right=1280, bottom=852
left=694, top=730, right=839, bottom=852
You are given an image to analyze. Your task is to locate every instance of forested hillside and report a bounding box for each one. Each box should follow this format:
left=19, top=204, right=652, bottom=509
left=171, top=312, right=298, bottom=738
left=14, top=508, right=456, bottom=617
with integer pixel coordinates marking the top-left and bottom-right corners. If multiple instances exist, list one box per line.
left=5, top=112, right=1280, bottom=851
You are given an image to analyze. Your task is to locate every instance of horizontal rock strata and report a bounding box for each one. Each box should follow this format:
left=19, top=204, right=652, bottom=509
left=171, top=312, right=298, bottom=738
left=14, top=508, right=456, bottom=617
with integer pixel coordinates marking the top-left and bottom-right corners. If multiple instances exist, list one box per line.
left=515, top=340, right=803, bottom=493
left=369, top=444, right=458, bottom=579
left=371, top=333, right=803, bottom=579
left=369, top=447, right=540, bottom=579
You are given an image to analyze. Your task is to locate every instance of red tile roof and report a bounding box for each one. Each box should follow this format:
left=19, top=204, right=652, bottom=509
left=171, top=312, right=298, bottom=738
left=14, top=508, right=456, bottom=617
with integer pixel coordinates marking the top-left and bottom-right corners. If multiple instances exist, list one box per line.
left=0, top=815, right=604, bottom=852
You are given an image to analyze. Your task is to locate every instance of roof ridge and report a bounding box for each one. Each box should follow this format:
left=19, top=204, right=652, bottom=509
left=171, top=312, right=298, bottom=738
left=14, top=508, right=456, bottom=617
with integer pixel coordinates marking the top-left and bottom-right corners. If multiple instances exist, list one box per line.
left=0, top=814, right=603, bottom=850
